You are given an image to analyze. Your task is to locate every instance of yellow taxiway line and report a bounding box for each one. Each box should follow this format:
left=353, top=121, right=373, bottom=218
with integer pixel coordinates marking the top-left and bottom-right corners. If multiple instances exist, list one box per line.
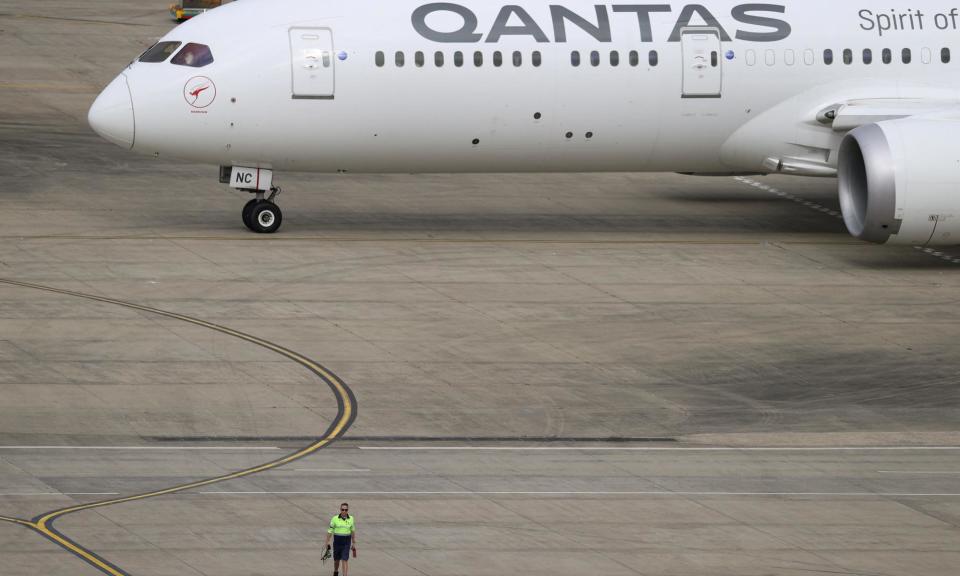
left=0, top=277, right=357, bottom=576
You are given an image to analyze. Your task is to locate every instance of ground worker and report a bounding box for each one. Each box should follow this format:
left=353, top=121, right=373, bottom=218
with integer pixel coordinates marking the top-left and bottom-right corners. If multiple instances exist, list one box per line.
left=324, top=502, right=357, bottom=576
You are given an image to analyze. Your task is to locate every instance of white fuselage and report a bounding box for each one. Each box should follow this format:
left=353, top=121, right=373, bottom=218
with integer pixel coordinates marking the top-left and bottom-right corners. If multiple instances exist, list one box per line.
left=97, top=0, right=960, bottom=174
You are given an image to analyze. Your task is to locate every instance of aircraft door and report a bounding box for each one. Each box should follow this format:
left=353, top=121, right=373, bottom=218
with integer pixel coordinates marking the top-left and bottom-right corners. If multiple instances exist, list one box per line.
left=680, top=28, right=722, bottom=98
left=290, top=27, right=335, bottom=99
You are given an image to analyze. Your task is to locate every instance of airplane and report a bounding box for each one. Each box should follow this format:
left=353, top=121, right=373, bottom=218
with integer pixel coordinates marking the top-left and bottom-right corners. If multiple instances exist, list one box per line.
left=88, top=0, right=960, bottom=244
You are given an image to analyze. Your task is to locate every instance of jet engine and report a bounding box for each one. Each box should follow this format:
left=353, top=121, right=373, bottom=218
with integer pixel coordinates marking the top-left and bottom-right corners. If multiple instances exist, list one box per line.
left=838, top=118, right=960, bottom=246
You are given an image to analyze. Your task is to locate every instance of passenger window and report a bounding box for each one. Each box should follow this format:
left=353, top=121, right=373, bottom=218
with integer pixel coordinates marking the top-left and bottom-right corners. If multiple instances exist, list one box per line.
left=532, top=51, right=542, bottom=67
left=435, top=51, right=444, bottom=67
left=882, top=48, right=892, bottom=64
left=513, top=51, right=522, bottom=66
left=746, top=49, right=756, bottom=66
left=610, top=51, right=619, bottom=66
left=415, top=51, right=424, bottom=67
left=571, top=51, right=580, bottom=67
left=139, top=41, right=182, bottom=63
left=375, top=51, right=385, bottom=67
left=648, top=50, right=658, bottom=66
left=942, top=47, right=951, bottom=63
left=629, top=50, right=638, bottom=66
left=863, top=48, right=872, bottom=64
left=922, top=47, right=932, bottom=63
left=803, top=49, right=814, bottom=65
left=454, top=51, right=464, bottom=67
left=474, top=51, right=483, bottom=66
left=843, top=49, right=853, bottom=64
left=395, top=51, right=404, bottom=67
left=784, top=49, right=795, bottom=66
left=823, top=49, right=833, bottom=65
left=765, top=49, right=775, bottom=66
left=493, top=51, right=502, bottom=67
left=590, top=51, right=600, bottom=66
left=902, top=48, right=912, bottom=63
left=171, top=43, right=214, bottom=68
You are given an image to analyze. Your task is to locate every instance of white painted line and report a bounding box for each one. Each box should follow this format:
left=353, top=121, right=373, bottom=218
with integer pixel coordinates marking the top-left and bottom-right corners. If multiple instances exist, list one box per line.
left=0, top=493, right=120, bottom=496
left=358, top=446, right=960, bottom=451
left=734, top=177, right=843, bottom=221
left=0, top=446, right=281, bottom=451
left=295, top=469, right=371, bottom=473
left=196, top=490, right=960, bottom=497
left=877, top=471, right=960, bottom=475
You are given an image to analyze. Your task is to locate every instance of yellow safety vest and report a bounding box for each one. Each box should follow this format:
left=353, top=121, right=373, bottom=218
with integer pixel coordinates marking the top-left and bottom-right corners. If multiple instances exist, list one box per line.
left=329, top=514, right=355, bottom=536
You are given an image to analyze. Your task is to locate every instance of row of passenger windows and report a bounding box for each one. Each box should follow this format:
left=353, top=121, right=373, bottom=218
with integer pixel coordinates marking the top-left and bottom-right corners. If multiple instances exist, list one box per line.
left=572, top=50, right=659, bottom=67
left=746, top=47, right=951, bottom=66
left=377, top=50, right=541, bottom=68
left=376, top=47, right=952, bottom=69
left=375, top=50, right=660, bottom=68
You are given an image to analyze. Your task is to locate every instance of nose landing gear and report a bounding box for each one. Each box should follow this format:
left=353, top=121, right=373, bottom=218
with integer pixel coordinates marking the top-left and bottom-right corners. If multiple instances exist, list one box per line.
left=241, top=187, right=283, bottom=234
left=220, top=166, right=283, bottom=234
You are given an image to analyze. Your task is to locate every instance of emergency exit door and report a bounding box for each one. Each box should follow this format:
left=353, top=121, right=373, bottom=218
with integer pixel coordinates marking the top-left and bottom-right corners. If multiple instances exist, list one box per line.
left=680, top=27, right=722, bottom=98
left=290, top=27, right=335, bottom=99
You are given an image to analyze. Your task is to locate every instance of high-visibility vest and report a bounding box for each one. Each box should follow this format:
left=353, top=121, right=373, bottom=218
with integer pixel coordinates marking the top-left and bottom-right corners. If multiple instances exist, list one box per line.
left=329, top=514, right=355, bottom=536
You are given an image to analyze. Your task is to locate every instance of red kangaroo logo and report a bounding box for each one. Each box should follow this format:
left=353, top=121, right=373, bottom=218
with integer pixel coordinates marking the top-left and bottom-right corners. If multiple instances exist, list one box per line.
left=188, top=85, right=210, bottom=103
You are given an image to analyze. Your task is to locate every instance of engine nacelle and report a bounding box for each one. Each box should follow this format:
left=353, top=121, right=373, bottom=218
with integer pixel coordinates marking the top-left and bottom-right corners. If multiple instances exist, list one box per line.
left=838, top=118, right=960, bottom=245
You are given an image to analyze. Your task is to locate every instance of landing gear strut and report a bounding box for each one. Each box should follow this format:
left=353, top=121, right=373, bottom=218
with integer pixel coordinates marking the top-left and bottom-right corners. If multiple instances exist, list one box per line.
left=220, top=166, right=283, bottom=233
left=241, top=186, right=283, bottom=233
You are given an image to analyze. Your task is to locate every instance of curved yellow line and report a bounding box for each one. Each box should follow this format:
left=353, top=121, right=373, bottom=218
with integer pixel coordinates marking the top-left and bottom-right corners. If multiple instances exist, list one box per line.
left=33, top=524, right=125, bottom=575
left=0, top=278, right=356, bottom=576
left=3, top=517, right=122, bottom=574
left=0, top=516, right=31, bottom=527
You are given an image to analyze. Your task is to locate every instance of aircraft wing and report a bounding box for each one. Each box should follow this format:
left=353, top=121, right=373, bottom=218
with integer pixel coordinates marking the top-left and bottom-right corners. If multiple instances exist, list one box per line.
left=721, top=87, right=960, bottom=178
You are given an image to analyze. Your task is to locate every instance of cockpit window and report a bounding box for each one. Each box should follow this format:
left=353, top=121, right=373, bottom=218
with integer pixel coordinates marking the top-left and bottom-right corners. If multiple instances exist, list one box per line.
left=171, top=43, right=215, bottom=68
left=139, top=41, right=182, bottom=63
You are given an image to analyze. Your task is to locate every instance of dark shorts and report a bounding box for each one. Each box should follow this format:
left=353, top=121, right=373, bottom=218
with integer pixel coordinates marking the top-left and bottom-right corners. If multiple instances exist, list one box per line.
left=333, top=535, right=352, bottom=561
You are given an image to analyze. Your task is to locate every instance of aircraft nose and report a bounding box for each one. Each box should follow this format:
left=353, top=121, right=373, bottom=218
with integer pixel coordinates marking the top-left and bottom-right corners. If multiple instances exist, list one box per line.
left=88, top=74, right=134, bottom=149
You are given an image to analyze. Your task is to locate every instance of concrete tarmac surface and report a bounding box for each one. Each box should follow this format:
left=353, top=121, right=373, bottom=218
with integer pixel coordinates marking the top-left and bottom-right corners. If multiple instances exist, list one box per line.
left=2, top=2, right=959, bottom=575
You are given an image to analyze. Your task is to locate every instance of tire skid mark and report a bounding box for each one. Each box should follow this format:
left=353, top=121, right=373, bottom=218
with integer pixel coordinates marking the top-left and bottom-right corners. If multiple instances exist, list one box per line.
left=0, top=277, right=358, bottom=576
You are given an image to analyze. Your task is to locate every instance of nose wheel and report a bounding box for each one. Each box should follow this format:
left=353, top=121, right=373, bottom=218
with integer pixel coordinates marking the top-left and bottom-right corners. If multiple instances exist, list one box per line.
left=241, top=188, right=283, bottom=233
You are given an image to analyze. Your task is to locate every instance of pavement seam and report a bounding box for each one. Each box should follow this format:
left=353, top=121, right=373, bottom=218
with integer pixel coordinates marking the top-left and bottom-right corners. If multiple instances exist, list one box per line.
left=680, top=494, right=866, bottom=576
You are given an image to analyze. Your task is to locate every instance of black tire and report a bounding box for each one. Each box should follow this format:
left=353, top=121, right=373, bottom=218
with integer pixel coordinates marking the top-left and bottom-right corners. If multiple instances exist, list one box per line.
left=242, top=199, right=258, bottom=231
left=249, top=201, right=283, bottom=234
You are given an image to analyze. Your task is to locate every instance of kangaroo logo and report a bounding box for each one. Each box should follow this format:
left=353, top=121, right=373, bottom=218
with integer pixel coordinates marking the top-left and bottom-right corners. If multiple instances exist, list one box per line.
left=183, top=76, right=216, bottom=109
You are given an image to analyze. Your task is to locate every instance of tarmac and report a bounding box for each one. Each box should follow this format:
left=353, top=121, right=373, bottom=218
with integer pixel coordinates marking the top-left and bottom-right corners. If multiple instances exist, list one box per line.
left=1, top=2, right=959, bottom=575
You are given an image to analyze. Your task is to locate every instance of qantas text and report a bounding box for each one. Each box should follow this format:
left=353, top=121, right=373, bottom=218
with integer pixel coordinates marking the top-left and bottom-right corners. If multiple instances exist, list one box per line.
left=412, top=3, right=792, bottom=43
